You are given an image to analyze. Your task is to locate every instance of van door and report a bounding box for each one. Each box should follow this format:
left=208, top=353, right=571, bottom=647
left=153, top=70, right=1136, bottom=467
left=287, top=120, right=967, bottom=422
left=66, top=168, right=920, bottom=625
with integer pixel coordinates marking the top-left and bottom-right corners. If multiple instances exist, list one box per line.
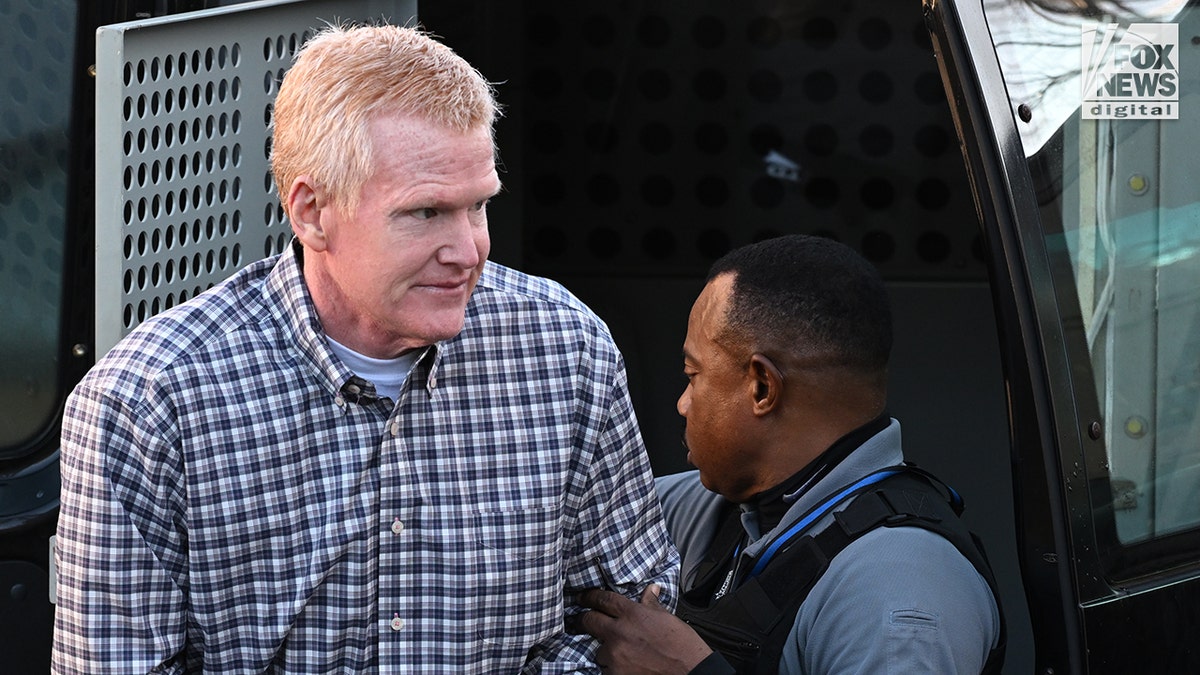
left=924, top=0, right=1200, bottom=671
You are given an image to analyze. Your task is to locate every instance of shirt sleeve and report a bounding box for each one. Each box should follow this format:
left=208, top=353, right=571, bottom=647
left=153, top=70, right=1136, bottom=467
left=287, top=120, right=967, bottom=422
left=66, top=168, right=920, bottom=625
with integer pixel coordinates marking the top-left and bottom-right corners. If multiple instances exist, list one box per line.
left=521, top=356, right=681, bottom=672
left=785, top=526, right=1000, bottom=675
left=52, top=381, right=189, bottom=674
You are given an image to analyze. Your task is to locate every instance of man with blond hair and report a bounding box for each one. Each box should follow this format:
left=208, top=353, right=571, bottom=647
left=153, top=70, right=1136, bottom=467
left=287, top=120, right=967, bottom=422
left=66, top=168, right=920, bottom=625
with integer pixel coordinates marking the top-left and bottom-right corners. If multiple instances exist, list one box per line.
left=53, top=24, right=677, bottom=673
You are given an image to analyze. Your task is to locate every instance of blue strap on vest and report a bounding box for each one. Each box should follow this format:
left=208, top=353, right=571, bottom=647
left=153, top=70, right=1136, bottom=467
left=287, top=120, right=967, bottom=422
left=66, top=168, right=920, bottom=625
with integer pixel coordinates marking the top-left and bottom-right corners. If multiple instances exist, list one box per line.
left=745, top=467, right=905, bottom=579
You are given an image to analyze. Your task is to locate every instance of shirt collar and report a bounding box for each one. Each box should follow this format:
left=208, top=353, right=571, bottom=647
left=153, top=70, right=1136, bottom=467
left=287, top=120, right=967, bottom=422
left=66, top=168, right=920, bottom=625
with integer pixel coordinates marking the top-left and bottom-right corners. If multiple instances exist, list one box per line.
left=744, top=413, right=892, bottom=533
left=262, top=240, right=445, bottom=404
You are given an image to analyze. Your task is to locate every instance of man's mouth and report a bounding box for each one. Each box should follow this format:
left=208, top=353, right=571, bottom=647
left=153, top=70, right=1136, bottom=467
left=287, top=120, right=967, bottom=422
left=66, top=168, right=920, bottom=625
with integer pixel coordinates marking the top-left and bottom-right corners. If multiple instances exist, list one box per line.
left=416, top=278, right=471, bottom=293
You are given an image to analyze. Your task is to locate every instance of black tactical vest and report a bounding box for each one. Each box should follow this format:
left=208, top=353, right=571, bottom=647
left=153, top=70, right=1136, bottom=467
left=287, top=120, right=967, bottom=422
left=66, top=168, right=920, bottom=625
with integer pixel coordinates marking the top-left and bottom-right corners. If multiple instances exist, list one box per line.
left=675, top=466, right=1007, bottom=675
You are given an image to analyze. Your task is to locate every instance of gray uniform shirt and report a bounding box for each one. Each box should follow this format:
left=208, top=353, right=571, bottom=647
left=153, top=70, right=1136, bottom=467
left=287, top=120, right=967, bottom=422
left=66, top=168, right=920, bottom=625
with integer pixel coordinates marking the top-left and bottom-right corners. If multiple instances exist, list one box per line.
left=657, top=419, right=1001, bottom=674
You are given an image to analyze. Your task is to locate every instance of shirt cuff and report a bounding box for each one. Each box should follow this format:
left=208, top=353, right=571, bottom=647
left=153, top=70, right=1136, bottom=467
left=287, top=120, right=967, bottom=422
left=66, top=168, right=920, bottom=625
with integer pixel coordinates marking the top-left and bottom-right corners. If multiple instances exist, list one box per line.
left=688, top=652, right=736, bottom=675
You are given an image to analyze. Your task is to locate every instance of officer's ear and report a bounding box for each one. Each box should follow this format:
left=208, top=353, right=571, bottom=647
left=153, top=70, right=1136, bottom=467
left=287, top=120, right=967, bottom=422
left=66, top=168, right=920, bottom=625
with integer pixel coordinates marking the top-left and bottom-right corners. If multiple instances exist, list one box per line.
left=748, top=353, right=783, bottom=416
left=287, top=175, right=330, bottom=252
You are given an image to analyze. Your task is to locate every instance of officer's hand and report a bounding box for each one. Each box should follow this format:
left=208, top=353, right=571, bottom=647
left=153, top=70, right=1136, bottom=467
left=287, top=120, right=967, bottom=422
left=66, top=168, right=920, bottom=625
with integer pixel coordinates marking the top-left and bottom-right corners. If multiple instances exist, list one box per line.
left=573, top=585, right=713, bottom=674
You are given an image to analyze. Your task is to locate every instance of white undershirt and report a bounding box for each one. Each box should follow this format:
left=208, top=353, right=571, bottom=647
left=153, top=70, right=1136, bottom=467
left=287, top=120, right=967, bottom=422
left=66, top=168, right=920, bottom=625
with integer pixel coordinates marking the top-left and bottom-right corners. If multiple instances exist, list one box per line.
left=325, top=336, right=419, bottom=401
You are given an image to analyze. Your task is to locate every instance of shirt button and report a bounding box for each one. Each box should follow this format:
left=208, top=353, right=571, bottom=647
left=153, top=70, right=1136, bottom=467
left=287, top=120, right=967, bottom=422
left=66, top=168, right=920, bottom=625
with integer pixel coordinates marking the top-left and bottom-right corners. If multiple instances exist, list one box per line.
left=391, top=614, right=405, bottom=631
left=391, top=518, right=404, bottom=535
left=390, top=421, right=400, bottom=436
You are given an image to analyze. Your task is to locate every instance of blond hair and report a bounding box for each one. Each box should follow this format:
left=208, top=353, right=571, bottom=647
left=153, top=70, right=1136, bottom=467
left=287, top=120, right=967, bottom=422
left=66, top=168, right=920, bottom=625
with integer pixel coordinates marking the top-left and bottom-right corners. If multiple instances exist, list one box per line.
left=271, top=23, right=500, bottom=217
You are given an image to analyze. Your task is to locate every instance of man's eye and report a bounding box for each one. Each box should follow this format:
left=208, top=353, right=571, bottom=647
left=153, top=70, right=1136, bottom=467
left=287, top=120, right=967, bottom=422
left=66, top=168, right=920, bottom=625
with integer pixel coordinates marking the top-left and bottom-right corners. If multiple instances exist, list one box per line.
left=414, top=207, right=438, bottom=220
left=471, top=199, right=488, bottom=212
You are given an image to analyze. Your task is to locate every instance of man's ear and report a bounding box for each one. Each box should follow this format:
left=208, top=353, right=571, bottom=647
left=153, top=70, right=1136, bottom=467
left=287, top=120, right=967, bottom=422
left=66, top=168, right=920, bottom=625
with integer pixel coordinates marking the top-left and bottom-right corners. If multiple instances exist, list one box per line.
left=748, top=353, right=784, bottom=416
left=287, top=176, right=329, bottom=252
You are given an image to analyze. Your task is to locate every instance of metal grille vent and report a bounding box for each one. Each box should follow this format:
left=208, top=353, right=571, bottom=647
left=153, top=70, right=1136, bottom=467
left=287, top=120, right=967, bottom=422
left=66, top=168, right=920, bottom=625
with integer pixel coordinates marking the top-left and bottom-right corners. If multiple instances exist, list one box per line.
left=519, top=2, right=982, bottom=280
left=94, top=0, right=415, bottom=356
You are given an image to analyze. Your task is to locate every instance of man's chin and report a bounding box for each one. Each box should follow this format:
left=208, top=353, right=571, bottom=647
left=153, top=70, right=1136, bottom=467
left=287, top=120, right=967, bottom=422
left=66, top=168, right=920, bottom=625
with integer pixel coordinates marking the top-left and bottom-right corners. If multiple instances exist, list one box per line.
left=385, top=318, right=466, bottom=353
left=408, top=307, right=468, bottom=340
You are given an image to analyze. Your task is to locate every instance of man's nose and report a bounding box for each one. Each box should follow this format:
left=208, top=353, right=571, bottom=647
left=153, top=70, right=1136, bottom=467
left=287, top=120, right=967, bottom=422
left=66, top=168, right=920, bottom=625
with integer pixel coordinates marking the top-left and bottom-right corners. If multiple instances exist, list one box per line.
left=438, top=212, right=485, bottom=267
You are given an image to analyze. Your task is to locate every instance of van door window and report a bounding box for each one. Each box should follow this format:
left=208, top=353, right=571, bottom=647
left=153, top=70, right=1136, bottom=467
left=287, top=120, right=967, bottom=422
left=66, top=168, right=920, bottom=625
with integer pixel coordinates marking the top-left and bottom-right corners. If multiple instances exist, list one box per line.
left=0, top=0, right=78, bottom=457
left=987, top=0, right=1200, bottom=550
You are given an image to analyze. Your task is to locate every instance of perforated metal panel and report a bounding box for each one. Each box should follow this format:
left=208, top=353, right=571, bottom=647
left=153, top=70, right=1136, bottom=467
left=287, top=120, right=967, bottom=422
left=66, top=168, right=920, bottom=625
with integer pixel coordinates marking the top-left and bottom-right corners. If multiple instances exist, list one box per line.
left=94, top=0, right=415, bottom=355
left=519, top=2, right=983, bottom=280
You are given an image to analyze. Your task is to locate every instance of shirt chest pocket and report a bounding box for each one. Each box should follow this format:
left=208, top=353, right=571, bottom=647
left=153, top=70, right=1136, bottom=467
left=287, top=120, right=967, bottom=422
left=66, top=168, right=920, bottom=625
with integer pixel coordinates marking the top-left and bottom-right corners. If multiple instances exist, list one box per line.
left=471, top=505, right=563, bottom=650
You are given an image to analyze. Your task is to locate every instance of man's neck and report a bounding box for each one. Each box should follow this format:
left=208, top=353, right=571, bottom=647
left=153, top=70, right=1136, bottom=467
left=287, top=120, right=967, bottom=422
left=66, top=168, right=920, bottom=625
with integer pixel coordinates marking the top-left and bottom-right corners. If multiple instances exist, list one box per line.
left=744, top=414, right=891, bottom=532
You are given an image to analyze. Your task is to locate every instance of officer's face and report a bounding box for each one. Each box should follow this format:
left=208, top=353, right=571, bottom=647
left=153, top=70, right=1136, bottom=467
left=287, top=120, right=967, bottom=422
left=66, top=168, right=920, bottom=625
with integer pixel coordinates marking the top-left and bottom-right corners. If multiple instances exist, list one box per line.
left=677, top=274, right=764, bottom=502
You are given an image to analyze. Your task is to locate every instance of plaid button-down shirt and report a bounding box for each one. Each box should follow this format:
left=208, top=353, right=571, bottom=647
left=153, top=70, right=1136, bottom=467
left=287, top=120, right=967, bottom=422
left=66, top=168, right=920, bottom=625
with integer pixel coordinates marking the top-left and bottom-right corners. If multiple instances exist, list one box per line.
left=53, top=244, right=678, bottom=673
